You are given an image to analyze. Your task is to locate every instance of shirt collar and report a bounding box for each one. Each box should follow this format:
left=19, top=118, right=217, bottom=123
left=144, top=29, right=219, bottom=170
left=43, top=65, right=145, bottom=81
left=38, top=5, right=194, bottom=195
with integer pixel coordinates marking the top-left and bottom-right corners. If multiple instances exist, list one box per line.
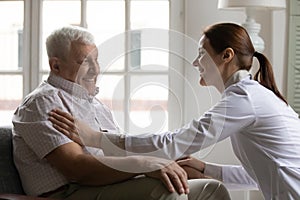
left=47, top=73, right=99, bottom=100
left=224, top=70, right=251, bottom=89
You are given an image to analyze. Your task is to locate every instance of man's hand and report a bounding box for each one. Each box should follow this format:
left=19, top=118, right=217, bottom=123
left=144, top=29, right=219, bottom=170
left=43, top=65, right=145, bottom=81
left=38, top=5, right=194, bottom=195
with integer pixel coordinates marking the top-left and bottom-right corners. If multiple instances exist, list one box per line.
left=49, top=109, right=101, bottom=147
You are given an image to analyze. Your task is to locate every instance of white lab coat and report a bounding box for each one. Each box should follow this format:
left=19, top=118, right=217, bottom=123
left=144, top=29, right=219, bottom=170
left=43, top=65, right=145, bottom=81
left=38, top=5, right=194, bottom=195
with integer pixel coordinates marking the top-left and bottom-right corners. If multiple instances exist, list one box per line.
left=124, top=70, right=300, bottom=200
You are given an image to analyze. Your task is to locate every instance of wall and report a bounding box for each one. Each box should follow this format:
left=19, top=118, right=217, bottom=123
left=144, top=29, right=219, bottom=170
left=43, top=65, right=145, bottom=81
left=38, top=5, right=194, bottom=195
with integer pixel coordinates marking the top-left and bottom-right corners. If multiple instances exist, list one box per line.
left=183, top=0, right=287, bottom=199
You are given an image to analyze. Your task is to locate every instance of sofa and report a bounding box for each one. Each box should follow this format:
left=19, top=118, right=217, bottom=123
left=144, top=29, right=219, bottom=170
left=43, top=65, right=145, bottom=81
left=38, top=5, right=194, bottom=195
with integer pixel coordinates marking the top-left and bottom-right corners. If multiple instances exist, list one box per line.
left=0, top=126, right=51, bottom=199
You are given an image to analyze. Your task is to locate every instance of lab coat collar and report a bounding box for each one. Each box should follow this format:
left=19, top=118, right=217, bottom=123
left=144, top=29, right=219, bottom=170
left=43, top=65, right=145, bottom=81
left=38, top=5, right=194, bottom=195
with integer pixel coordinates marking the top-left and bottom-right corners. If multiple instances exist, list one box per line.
left=224, top=70, right=251, bottom=89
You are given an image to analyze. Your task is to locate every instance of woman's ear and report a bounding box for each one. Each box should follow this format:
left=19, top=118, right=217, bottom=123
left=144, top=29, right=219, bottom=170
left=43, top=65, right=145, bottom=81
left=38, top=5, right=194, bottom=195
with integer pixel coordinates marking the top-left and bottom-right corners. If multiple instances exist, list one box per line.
left=49, top=57, right=60, bottom=73
left=222, top=48, right=234, bottom=63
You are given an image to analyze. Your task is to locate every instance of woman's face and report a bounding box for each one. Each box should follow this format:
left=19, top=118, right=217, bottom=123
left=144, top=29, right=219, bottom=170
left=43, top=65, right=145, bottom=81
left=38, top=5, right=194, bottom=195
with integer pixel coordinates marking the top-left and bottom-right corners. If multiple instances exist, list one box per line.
left=192, top=35, right=224, bottom=90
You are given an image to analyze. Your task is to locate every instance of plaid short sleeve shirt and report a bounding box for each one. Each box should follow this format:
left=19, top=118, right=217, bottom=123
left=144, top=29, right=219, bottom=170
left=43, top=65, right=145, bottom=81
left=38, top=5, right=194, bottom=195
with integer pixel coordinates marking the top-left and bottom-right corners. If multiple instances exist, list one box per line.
left=12, top=74, right=118, bottom=196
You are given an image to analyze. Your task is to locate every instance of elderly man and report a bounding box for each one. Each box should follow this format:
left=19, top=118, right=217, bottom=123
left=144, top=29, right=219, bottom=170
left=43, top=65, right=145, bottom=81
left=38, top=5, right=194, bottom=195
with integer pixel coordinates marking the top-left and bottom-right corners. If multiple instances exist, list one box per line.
left=12, top=26, right=230, bottom=200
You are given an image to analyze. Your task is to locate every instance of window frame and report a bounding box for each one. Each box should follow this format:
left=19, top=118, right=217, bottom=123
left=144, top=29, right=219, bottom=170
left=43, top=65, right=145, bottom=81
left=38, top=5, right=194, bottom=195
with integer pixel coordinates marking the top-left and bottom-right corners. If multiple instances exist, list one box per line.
left=1, top=0, right=185, bottom=130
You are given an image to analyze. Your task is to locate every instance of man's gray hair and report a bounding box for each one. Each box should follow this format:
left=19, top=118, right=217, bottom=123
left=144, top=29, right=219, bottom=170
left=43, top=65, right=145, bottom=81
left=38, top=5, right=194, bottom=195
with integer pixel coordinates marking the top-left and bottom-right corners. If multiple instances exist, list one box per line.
left=46, top=26, right=95, bottom=61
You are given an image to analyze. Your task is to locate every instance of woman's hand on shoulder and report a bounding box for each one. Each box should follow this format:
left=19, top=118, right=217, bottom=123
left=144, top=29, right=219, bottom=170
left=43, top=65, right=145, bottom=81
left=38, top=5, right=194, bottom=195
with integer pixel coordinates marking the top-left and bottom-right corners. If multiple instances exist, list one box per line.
left=48, top=109, right=101, bottom=147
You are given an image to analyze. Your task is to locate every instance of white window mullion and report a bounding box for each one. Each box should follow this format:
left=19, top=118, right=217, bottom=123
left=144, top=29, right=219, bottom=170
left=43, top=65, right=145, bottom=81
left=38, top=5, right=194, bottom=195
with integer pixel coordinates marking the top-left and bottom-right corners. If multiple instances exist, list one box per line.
left=168, top=0, right=185, bottom=129
left=80, top=0, right=87, bottom=28
left=23, top=0, right=31, bottom=96
left=124, top=0, right=131, bottom=133
left=23, top=0, right=42, bottom=96
left=31, top=0, right=42, bottom=92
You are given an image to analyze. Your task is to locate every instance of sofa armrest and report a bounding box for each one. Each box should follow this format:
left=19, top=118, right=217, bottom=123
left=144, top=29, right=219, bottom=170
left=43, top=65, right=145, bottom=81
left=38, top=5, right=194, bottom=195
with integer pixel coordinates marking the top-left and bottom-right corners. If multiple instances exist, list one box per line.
left=0, top=193, right=54, bottom=200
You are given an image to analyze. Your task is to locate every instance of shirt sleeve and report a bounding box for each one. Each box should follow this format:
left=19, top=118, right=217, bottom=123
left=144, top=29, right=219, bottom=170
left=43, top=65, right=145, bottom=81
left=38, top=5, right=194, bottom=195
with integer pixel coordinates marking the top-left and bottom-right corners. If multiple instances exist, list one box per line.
left=124, top=85, right=256, bottom=160
left=204, top=162, right=222, bottom=180
left=205, top=163, right=258, bottom=190
left=12, top=91, right=73, bottom=159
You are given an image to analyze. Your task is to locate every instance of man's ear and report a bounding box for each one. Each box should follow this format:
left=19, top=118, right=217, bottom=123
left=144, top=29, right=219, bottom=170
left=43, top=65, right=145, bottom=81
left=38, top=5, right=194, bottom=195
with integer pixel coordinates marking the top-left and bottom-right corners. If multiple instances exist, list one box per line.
left=49, top=57, right=60, bottom=73
left=222, top=48, right=234, bottom=63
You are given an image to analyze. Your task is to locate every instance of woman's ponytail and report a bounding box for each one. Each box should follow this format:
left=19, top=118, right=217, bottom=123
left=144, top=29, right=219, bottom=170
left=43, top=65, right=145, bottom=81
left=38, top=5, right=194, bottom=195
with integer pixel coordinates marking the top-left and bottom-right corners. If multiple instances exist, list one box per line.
left=253, top=51, right=287, bottom=105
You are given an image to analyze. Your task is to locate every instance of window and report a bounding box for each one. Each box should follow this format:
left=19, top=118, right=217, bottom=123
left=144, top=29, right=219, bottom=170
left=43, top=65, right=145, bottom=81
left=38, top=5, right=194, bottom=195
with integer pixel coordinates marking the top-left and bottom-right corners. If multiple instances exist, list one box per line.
left=0, top=1, right=23, bottom=126
left=0, top=0, right=185, bottom=135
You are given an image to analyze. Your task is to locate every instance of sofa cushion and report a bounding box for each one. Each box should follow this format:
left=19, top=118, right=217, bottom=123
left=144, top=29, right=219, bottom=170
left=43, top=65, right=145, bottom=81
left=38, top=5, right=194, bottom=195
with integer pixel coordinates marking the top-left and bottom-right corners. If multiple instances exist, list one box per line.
left=0, top=126, right=24, bottom=194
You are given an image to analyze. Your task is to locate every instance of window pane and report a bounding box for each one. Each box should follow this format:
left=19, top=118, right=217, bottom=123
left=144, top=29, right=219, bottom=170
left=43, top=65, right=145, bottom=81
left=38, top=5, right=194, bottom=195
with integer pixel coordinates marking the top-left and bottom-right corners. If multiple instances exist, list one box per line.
left=0, top=1, right=24, bottom=71
left=128, top=29, right=169, bottom=71
left=87, top=0, right=125, bottom=72
left=0, top=75, right=22, bottom=126
left=129, top=75, right=168, bottom=134
left=96, top=75, right=125, bottom=130
left=129, top=8, right=169, bottom=71
left=130, top=0, right=169, bottom=29
left=97, top=33, right=126, bottom=72
left=87, top=0, right=125, bottom=45
left=138, top=29, right=169, bottom=70
left=41, top=0, right=81, bottom=71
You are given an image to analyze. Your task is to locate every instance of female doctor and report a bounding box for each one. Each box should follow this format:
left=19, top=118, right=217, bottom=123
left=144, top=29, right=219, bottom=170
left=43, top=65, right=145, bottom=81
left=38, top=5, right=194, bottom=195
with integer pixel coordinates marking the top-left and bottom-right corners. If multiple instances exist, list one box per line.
left=49, top=23, right=300, bottom=200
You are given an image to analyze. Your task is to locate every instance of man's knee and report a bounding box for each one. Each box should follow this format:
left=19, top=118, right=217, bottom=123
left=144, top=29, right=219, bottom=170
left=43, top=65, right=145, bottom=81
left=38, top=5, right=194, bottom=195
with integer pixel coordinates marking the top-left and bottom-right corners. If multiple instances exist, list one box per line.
left=204, top=179, right=231, bottom=200
left=159, top=192, right=188, bottom=200
left=149, top=179, right=188, bottom=200
left=188, top=179, right=231, bottom=200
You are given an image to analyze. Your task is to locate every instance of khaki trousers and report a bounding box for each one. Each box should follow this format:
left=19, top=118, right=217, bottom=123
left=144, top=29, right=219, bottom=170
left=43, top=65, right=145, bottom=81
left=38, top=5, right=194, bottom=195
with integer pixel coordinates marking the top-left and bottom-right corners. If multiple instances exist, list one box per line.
left=48, top=177, right=231, bottom=200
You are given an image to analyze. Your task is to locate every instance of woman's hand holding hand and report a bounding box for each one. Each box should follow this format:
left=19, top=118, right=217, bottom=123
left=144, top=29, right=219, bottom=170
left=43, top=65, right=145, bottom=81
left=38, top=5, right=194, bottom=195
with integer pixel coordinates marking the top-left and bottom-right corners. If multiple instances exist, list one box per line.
left=141, top=157, right=189, bottom=195
left=49, top=109, right=101, bottom=147
left=176, top=156, right=208, bottom=179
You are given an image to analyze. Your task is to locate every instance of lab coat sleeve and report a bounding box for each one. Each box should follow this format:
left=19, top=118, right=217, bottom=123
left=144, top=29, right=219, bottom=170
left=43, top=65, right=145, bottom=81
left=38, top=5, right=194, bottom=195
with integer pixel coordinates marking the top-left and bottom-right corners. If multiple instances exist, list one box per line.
left=124, top=115, right=229, bottom=159
left=124, top=85, right=256, bottom=160
left=205, top=163, right=258, bottom=190
left=204, top=163, right=223, bottom=181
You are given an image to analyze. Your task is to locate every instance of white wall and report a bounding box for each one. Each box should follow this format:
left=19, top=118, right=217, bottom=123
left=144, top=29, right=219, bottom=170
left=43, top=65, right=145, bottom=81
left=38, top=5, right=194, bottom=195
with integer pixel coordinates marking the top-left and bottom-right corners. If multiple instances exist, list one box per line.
left=183, top=0, right=287, bottom=199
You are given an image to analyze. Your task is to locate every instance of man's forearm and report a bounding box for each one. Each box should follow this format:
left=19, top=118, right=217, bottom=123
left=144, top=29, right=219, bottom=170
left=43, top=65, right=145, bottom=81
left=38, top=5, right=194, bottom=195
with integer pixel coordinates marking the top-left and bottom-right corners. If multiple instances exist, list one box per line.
left=70, top=154, right=138, bottom=185
left=46, top=142, right=136, bottom=186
